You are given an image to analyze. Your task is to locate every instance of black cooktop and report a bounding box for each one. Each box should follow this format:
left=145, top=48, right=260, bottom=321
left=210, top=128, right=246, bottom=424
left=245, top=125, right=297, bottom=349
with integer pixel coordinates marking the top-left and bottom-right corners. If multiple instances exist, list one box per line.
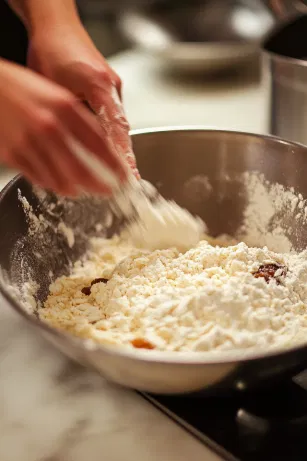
left=141, top=370, right=307, bottom=461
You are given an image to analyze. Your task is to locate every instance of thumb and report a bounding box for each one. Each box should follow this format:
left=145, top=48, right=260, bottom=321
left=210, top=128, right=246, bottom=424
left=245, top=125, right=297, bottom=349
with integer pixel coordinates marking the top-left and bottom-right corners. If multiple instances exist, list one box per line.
left=87, top=84, right=139, bottom=179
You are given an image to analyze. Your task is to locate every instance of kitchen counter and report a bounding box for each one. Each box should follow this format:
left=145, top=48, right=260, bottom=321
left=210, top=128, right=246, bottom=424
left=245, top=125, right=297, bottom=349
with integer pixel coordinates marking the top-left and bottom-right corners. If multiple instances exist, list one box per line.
left=0, top=50, right=266, bottom=461
left=111, top=50, right=267, bottom=133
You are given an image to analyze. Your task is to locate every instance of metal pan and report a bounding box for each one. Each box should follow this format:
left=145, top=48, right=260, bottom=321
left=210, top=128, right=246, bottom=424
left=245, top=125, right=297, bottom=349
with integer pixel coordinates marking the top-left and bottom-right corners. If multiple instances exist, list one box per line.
left=1, top=127, right=307, bottom=395
left=117, top=0, right=276, bottom=74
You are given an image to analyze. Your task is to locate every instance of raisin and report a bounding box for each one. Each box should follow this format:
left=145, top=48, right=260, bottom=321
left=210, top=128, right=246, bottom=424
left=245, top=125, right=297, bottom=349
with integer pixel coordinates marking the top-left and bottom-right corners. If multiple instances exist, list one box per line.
left=131, top=338, right=155, bottom=350
left=81, top=286, right=91, bottom=296
left=91, top=278, right=108, bottom=286
left=82, top=277, right=108, bottom=295
left=253, top=263, right=287, bottom=284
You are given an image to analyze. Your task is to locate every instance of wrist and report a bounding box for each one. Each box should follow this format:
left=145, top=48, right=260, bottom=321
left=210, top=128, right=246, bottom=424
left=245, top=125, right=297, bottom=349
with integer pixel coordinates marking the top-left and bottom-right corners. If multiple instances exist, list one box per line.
left=21, top=0, right=81, bottom=36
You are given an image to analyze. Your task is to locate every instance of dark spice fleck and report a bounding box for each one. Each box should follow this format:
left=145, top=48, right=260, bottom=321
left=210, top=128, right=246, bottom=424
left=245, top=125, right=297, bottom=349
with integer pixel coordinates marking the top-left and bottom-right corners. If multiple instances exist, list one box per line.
left=253, top=263, right=287, bottom=284
left=81, top=277, right=108, bottom=295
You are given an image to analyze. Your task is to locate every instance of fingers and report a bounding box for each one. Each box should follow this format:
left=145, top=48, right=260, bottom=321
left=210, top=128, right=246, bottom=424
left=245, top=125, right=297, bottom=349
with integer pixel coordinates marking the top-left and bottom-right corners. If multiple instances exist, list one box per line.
left=39, top=59, right=137, bottom=179
left=8, top=150, right=44, bottom=188
left=3, top=113, right=119, bottom=197
left=25, top=97, right=127, bottom=196
left=0, top=63, right=132, bottom=195
left=86, top=84, right=140, bottom=178
left=9, top=143, right=74, bottom=195
left=27, top=133, right=76, bottom=195
left=62, top=100, right=127, bottom=182
left=101, top=95, right=139, bottom=179
left=109, top=69, right=122, bottom=101
left=34, top=128, right=113, bottom=196
left=28, top=124, right=117, bottom=196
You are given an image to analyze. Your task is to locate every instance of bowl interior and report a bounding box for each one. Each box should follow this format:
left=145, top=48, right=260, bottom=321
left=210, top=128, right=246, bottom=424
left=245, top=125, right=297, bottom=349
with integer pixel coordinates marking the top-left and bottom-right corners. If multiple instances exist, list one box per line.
left=1, top=128, right=307, bottom=325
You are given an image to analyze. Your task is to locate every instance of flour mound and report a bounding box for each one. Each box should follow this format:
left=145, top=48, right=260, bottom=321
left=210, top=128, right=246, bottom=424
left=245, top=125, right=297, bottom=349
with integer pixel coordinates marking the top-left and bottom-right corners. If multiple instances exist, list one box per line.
left=39, top=236, right=307, bottom=354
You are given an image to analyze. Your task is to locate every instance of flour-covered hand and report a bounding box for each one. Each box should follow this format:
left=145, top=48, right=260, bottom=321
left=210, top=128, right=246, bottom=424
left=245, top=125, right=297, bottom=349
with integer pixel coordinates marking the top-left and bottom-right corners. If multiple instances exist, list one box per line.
left=0, top=59, right=126, bottom=195
left=28, top=19, right=139, bottom=178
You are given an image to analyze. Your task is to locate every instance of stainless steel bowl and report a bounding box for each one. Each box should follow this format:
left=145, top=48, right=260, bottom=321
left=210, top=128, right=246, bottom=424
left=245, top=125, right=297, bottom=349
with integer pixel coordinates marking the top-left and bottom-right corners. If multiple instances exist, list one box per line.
left=2, top=127, right=307, bottom=395
left=117, top=1, right=276, bottom=74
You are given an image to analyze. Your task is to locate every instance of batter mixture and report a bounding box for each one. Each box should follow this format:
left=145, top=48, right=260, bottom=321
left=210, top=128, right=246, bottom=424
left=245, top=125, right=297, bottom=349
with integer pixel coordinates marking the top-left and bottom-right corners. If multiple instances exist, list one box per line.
left=39, top=232, right=307, bottom=353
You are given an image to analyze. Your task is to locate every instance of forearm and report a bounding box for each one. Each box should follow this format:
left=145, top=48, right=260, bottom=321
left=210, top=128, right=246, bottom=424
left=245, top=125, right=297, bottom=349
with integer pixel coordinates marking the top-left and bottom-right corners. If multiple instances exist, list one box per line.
left=0, top=58, right=12, bottom=80
left=7, top=0, right=81, bottom=33
left=0, top=57, right=20, bottom=80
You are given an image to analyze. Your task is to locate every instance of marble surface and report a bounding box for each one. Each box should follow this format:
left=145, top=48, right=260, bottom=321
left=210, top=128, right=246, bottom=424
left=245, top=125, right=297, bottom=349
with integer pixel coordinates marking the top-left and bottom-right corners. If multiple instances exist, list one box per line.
left=0, top=50, right=266, bottom=461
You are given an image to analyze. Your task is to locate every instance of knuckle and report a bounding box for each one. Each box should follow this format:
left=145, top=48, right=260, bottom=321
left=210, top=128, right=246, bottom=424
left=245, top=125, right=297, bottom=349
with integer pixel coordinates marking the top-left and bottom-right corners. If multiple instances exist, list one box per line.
left=13, top=130, right=31, bottom=153
left=38, top=112, right=59, bottom=136
left=91, top=67, right=114, bottom=88
left=55, top=92, right=76, bottom=112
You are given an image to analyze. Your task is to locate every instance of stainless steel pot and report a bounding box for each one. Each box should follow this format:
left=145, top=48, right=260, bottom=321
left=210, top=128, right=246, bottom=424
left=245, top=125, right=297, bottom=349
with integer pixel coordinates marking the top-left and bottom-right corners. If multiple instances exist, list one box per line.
left=2, top=127, right=307, bottom=395
left=263, top=15, right=307, bottom=146
left=117, top=0, right=276, bottom=74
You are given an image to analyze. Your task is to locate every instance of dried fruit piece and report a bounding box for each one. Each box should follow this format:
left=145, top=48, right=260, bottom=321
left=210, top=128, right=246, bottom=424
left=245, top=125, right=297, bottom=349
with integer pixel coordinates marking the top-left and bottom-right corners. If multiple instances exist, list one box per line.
left=91, top=278, right=108, bottom=286
left=131, top=338, right=155, bottom=350
left=81, top=277, right=108, bottom=295
left=81, top=286, right=91, bottom=296
left=253, top=263, right=287, bottom=284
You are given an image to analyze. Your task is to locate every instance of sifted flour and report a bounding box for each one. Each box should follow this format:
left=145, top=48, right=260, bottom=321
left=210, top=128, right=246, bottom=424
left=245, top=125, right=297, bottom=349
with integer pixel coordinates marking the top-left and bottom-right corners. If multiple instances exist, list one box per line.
left=110, top=176, right=204, bottom=251
left=39, top=234, right=307, bottom=354
left=239, top=172, right=307, bottom=253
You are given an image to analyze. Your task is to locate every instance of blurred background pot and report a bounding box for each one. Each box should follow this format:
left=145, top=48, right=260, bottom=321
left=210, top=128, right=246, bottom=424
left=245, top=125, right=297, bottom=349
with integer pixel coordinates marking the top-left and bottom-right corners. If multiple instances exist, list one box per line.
left=263, top=15, right=307, bottom=146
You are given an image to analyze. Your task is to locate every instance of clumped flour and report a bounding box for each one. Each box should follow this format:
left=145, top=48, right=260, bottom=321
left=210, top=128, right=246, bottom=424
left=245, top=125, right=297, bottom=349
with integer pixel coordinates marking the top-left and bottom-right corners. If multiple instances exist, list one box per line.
left=17, top=172, right=307, bottom=355
left=39, top=235, right=307, bottom=353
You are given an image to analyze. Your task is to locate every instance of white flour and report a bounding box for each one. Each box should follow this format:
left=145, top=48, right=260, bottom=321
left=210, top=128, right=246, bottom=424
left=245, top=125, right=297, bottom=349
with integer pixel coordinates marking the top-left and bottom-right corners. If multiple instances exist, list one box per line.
left=121, top=196, right=204, bottom=251
left=57, top=223, right=75, bottom=249
left=75, top=93, right=205, bottom=251
left=39, top=234, right=307, bottom=354
left=239, top=172, right=307, bottom=252
left=16, top=170, right=307, bottom=355
left=111, top=176, right=204, bottom=251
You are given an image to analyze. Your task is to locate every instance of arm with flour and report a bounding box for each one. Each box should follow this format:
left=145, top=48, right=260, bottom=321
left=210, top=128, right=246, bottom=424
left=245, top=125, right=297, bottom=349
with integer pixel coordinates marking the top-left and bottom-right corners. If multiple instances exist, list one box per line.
left=0, top=54, right=127, bottom=195
left=7, top=0, right=138, bottom=176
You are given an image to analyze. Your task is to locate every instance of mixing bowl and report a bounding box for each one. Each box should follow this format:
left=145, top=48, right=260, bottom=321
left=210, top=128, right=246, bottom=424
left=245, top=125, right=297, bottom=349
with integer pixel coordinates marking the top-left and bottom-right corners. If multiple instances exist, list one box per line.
left=1, top=127, right=307, bottom=395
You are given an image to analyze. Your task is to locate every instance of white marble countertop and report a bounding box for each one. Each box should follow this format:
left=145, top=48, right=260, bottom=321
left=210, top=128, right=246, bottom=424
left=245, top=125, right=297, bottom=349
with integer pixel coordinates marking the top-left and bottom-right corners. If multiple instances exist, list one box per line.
left=0, top=50, right=267, bottom=461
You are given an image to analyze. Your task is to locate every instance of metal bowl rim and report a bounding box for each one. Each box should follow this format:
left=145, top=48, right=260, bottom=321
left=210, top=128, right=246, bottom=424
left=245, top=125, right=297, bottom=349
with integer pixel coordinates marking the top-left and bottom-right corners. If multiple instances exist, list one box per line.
left=1, top=126, right=307, bottom=366
left=263, top=49, right=307, bottom=68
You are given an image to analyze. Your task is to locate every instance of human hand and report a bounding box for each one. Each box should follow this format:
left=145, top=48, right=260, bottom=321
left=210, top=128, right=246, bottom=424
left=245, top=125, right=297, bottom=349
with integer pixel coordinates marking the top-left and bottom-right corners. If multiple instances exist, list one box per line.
left=0, top=59, right=127, bottom=196
left=27, top=20, right=139, bottom=178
